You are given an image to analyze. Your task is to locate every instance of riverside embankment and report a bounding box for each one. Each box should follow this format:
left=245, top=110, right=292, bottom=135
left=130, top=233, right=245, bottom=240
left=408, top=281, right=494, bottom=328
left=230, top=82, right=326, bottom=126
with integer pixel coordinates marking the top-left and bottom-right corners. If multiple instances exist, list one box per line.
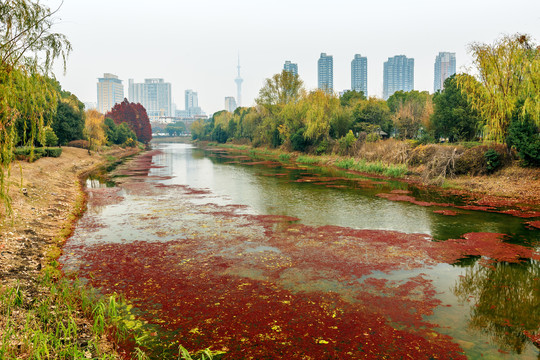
left=0, top=146, right=140, bottom=359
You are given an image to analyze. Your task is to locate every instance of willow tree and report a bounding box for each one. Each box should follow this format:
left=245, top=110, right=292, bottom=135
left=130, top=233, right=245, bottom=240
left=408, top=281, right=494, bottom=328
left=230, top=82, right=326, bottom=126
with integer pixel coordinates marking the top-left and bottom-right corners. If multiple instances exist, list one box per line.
left=458, top=34, right=539, bottom=143
left=256, top=70, right=304, bottom=108
left=84, top=110, right=106, bottom=152
left=0, top=0, right=71, bottom=213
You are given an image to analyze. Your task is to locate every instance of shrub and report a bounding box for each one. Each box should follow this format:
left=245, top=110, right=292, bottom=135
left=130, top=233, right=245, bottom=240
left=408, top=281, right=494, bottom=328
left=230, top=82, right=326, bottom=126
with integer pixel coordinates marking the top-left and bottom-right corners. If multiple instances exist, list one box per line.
left=291, top=128, right=308, bottom=152
left=124, top=137, right=137, bottom=148
left=42, top=126, right=58, bottom=147
left=13, top=147, right=61, bottom=162
left=45, top=147, right=63, bottom=157
left=14, top=147, right=41, bottom=161
left=316, top=139, right=329, bottom=155
left=408, top=144, right=439, bottom=167
left=336, top=131, right=357, bottom=155
left=454, top=144, right=510, bottom=175
left=484, top=149, right=501, bottom=174
left=67, top=140, right=90, bottom=149
left=507, top=111, right=540, bottom=167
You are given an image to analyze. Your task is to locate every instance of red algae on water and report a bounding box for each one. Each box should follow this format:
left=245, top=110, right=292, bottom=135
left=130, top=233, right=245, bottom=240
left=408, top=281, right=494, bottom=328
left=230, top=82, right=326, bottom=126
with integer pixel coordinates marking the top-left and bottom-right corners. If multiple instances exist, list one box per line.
left=433, top=210, right=460, bottom=216
left=62, top=150, right=540, bottom=359
left=429, top=232, right=540, bottom=265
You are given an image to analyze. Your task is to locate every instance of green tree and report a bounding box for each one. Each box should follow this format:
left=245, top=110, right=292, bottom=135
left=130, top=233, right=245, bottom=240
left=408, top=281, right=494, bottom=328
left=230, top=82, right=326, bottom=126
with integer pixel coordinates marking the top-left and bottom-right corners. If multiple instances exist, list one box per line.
left=457, top=34, right=540, bottom=143
left=103, top=117, right=117, bottom=144
left=352, top=98, right=393, bottom=135
left=302, top=90, right=339, bottom=143
left=256, top=70, right=304, bottom=108
left=164, top=122, right=186, bottom=136
left=114, top=122, right=136, bottom=145
left=431, top=74, right=481, bottom=142
left=388, top=91, right=432, bottom=139
left=190, top=119, right=207, bottom=140
left=340, top=90, right=366, bottom=107
left=506, top=101, right=540, bottom=167
left=52, top=95, right=85, bottom=145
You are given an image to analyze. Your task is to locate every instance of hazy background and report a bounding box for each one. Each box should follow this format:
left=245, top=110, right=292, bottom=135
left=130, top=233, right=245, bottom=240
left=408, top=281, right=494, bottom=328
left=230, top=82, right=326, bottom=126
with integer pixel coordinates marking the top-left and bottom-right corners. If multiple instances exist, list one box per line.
left=48, top=0, right=540, bottom=114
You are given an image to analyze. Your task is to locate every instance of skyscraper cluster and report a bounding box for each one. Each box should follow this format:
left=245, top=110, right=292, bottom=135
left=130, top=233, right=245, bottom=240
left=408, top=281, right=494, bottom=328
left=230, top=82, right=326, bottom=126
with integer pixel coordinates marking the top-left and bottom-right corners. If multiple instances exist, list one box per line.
left=310, top=51, right=455, bottom=100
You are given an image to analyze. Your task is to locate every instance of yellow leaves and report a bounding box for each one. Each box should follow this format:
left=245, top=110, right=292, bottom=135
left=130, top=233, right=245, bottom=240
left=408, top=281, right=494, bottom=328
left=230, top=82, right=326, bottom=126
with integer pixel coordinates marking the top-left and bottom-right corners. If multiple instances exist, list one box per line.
left=459, top=34, right=540, bottom=142
left=315, top=338, right=330, bottom=344
left=189, top=327, right=202, bottom=335
left=84, top=109, right=106, bottom=150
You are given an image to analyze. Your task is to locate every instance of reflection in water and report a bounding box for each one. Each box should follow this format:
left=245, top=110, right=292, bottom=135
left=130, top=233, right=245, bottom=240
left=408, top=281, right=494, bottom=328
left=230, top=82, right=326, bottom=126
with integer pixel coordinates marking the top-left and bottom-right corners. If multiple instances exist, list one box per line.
left=147, top=144, right=540, bottom=242
left=453, top=260, right=540, bottom=355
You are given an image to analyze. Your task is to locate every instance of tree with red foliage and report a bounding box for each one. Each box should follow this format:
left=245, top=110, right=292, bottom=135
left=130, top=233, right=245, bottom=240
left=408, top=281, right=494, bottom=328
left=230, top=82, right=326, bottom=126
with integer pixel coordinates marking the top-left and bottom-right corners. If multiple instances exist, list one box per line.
left=106, top=99, right=152, bottom=144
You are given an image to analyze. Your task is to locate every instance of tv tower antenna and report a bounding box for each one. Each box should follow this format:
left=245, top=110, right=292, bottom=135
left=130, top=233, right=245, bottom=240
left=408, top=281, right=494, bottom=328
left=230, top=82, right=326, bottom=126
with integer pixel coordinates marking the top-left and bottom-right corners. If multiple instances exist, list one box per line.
left=234, top=54, right=243, bottom=107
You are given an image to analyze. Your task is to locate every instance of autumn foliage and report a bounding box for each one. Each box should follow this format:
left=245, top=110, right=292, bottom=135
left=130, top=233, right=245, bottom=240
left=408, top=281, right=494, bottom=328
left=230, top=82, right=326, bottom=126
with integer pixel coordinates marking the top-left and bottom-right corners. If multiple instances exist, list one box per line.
left=106, top=99, right=152, bottom=144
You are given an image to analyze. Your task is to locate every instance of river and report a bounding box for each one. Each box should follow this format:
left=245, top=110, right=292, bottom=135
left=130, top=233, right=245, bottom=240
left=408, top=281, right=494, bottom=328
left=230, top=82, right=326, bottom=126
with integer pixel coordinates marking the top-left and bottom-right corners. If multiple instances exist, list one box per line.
left=60, top=143, right=540, bottom=359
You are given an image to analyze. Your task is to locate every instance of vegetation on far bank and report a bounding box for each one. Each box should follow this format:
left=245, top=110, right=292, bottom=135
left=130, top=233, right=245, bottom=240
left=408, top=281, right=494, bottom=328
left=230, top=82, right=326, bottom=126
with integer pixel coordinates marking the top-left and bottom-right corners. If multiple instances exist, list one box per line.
left=191, top=33, right=539, bottom=183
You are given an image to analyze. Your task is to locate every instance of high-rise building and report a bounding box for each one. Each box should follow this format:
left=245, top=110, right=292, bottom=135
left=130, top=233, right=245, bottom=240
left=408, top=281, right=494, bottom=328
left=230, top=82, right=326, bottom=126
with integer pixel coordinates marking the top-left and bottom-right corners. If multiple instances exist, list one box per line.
left=318, top=53, right=333, bottom=92
left=351, top=54, right=368, bottom=97
left=185, top=89, right=202, bottom=117
left=383, top=55, right=414, bottom=100
left=225, top=96, right=237, bottom=113
left=235, top=57, right=243, bottom=107
left=284, top=61, right=298, bottom=76
left=185, top=89, right=197, bottom=109
left=434, top=52, right=456, bottom=92
left=128, top=78, right=172, bottom=121
left=97, top=73, right=124, bottom=114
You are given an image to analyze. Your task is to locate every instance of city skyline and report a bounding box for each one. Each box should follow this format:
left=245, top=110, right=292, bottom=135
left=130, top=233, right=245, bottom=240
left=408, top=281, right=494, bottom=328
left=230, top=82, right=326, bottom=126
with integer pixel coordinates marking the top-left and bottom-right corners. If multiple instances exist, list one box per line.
left=49, top=0, right=540, bottom=115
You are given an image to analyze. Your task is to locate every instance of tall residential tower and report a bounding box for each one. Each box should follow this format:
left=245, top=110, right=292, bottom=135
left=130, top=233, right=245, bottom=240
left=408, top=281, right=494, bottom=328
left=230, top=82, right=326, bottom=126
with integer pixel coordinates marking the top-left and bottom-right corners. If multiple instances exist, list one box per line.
left=351, top=54, right=368, bottom=97
left=128, top=78, right=172, bottom=121
left=434, top=52, right=456, bottom=92
left=284, top=61, right=298, bottom=76
left=97, top=73, right=124, bottom=114
left=185, top=89, right=202, bottom=117
left=383, top=55, right=414, bottom=99
left=318, top=53, right=333, bottom=92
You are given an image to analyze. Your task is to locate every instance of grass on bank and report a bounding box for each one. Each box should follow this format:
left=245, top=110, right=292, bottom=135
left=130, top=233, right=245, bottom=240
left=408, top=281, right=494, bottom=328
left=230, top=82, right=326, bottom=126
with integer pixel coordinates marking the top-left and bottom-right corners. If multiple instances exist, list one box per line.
left=208, top=142, right=409, bottom=179
left=334, top=158, right=408, bottom=178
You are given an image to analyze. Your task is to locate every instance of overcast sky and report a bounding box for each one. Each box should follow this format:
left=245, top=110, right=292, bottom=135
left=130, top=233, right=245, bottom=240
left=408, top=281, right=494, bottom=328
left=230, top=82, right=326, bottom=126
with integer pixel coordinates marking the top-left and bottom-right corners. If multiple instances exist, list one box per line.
left=48, top=0, right=540, bottom=115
